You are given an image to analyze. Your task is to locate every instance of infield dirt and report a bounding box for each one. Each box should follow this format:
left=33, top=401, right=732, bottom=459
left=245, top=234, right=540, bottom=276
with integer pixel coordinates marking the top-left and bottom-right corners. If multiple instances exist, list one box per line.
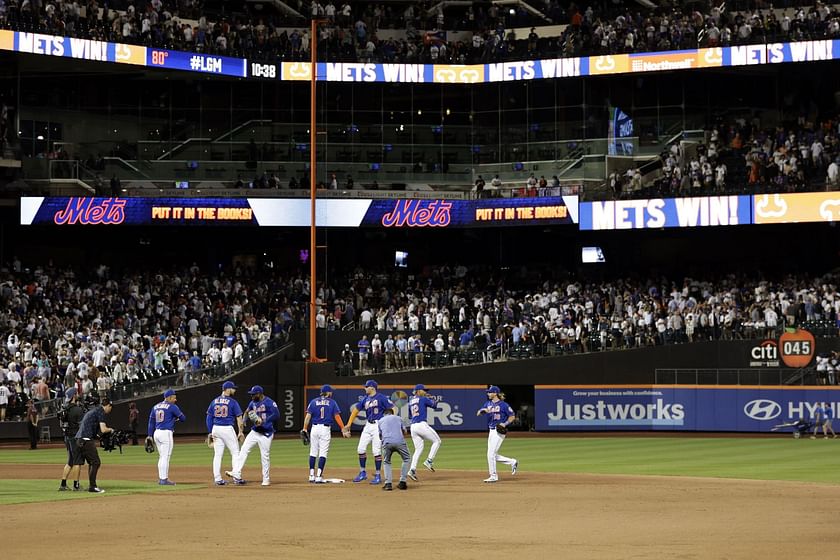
left=3, top=463, right=839, bottom=559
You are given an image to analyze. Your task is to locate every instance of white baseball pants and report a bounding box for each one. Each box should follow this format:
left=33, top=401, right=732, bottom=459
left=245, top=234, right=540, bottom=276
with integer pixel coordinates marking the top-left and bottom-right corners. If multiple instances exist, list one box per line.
left=309, top=424, right=332, bottom=458
left=487, top=428, right=516, bottom=477
left=409, top=422, right=441, bottom=471
left=211, top=425, right=240, bottom=482
left=357, top=422, right=382, bottom=456
left=153, top=429, right=173, bottom=480
left=233, top=430, right=272, bottom=483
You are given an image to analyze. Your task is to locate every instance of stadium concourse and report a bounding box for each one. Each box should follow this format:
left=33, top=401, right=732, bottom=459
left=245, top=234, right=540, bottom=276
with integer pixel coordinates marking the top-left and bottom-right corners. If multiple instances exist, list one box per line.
left=1, top=257, right=839, bottom=417
left=2, top=0, right=840, bottom=64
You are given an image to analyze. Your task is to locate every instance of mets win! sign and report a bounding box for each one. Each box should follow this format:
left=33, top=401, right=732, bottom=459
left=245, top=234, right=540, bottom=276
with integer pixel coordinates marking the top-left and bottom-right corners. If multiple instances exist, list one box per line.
left=304, top=386, right=489, bottom=431
left=534, top=386, right=840, bottom=432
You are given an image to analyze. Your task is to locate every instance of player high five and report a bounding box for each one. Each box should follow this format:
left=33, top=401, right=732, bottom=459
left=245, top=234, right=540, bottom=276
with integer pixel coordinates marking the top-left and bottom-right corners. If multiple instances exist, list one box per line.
left=407, top=383, right=442, bottom=481
left=343, top=380, right=395, bottom=485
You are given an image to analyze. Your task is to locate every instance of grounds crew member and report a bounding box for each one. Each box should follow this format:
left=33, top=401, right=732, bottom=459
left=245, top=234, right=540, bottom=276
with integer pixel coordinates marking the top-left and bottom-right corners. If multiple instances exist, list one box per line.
left=75, top=397, right=114, bottom=493
left=58, top=388, right=85, bottom=491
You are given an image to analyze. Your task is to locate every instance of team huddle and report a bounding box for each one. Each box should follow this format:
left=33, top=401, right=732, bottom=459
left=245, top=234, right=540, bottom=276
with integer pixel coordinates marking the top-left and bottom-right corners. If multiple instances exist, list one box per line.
left=145, top=380, right=518, bottom=487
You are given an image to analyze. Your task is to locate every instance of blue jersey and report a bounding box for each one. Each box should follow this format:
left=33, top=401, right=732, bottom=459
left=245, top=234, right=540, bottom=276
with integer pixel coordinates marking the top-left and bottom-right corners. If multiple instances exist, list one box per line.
left=307, top=397, right=342, bottom=426
left=148, top=401, right=186, bottom=433
left=408, top=395, right=439, bottom=424
left=358, top=339, right=370, bottom=355
left=354, top=393, right=393, bottom=423
left=206, top=395, right=243, bottom=431
left=482, top=399, right=515, bottom=429
left=824, top=406, right=834, bottom=420
left=246, top=397, right=280, bottom=436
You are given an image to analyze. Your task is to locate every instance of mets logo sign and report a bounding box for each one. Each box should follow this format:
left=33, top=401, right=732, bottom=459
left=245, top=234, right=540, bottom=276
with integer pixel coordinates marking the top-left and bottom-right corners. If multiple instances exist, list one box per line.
left=743, top=399, right=782, bottom=421
left=53, top=197, right=127, bottom=225
left=381, top=199, right=452, bottom=227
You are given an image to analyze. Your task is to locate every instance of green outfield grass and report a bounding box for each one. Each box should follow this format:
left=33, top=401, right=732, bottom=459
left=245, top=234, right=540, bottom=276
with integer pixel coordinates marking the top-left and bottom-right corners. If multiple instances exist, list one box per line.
left=0, top=480, right=203, bottom=505
left=0, top=435, right=836, bottom=485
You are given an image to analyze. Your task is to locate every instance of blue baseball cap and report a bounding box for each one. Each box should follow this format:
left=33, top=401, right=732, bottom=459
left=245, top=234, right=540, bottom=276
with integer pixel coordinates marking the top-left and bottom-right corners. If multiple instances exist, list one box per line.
left=248, top=385, right=264, bottom=395
left=222, top=381, right=237, bottom=390
left=163, top=389, right=176, bottom=398
left=364, top=380, right=378, bottom=389
left=486, top=385, right=501, bottom=394
left=321, top=384, right=333, bottom=393
left=414, top=384, right=427, bottom=392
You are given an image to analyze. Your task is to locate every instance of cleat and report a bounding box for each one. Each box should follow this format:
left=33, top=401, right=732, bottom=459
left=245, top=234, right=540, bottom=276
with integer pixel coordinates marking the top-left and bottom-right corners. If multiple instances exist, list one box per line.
left=72, top=486, right=83, bottom=492
left=483, top=476, right=498, bottom=483
left=370, top=474, right=381, bottom=485
left=159, top=479, right=176, bottom=486
left=382, top=483, right=393, bottom=491
left=308, top=475, right=315, bottom=483
left=352, top=471, right=368, bottom=483
left=511, top=460, right=518, bottom=475
left=89, top=487, right=106, bottom=493
left=232, top=478, right=247, bottom=485
left=397, top=481, right=407, bottom=490
left=215, top=480, right=228, bottom=486
left=314, top=477, right=325, bottom=484
left=58, top=486, right=69, bottom=492
left=261, top=481, right=270, bottom=487
left=423, top=459, right=435, bottom=472
left=408, top=469, right=418, bottom=481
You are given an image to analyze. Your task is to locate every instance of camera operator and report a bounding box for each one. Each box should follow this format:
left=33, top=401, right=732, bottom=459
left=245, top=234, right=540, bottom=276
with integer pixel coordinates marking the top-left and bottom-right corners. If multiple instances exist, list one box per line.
left=75, top=397, right=114, bottom=494
left=58, top=388, right=85, bottom=491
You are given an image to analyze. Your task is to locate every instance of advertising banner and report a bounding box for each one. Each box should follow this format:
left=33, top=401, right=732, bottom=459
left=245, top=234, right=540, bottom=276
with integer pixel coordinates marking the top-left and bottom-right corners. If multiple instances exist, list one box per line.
left=534, top=385, right=840, bottom=432
left=20, top=196, right=579, bottom=227
left=578, top=195, right=751, bottom=230
left=753, top=192, right=840, bottom=224
left=304, top=385, right=489, bottom=431
left=2, top=30, right=838, bottom=84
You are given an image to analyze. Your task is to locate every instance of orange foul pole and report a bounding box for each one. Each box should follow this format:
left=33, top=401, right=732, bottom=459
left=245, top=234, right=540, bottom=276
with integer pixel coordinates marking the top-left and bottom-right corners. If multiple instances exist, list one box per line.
left=307, top=18, right=318, bottom=385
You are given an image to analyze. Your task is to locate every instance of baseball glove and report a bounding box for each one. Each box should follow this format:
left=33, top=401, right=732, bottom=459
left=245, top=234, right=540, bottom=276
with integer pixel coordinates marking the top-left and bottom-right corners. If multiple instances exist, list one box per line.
left=144, top=436, right=156, bottom=453
left=205, top=433, right=214, bottom=448
left=248, top=410, right=261, bottom=425
left=300, top=429, right=310, bottom=445
left=495, top=424, right=508, bottom=435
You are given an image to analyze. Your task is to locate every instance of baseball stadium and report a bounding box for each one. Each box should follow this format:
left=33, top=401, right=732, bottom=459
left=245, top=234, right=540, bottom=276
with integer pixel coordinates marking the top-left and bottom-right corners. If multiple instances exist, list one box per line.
left=2, top=0, right=840, bottom=558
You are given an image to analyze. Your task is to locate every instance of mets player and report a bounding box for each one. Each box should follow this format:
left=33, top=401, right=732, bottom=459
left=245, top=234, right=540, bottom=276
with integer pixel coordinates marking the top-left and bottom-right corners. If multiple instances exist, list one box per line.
left=148, top=389, right=185, bottom=485
left=407, top=383, right=442, bottom=481
left=342, top=379, right=395, bottom=484
left=302, top=384, right=349, bottom=483
left=227, top=385, right=279, bottom=486
left=206, top=381, right=245, bottom=485
left=476, top=385, right=518, bottom=483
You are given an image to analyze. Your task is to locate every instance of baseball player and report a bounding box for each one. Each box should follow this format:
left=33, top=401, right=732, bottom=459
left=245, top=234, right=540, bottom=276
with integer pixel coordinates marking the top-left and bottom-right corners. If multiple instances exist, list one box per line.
left=148, top=389, right=186, bottom=485
left=302, top=384, right=349, bottom=483
left=378, top=407, right=411, bottom=490
left=206, top=381, right=245, bottom=485
left=407, top=383, right=442, bottom=481
left=342, top=380, right=395, bottom=484
left=226, top=385, right=279, bottom=486
left=476, top=386, right=518, bottom=483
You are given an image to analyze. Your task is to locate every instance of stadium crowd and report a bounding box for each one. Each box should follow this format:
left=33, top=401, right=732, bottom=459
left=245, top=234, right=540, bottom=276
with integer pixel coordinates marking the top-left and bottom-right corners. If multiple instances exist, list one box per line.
left=611, top=111, right=840, bottom=199
left=1, top=258, right=838, bottom=415
left=1, top=0, right=840, bottom=65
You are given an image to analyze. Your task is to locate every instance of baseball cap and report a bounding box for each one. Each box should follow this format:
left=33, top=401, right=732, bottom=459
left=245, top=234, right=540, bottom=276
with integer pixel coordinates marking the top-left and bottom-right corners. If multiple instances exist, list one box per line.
left=163, top=389, right=176, bottom=398
left=486, top=385, right=501, bottom=394
left=247, top=385, right=264, bottom=395
left=321, top=384, right=333, bottom=393
left=222, top=381, right=237, bottom=390
left=364, top=380, right=378, bottom=389
left=414, top=383, right=427, bottom=392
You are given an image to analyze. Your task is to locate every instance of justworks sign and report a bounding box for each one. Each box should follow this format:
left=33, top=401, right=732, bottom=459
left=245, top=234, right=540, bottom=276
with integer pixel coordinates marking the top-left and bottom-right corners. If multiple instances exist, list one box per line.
left=547, top=399, right=685, bottom=427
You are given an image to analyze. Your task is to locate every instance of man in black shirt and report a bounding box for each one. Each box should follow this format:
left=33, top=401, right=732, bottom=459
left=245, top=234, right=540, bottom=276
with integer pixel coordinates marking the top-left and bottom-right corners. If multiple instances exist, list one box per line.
left=58, top=388, right=86, bottom=491
left=75, top=398, right=114, bottom=494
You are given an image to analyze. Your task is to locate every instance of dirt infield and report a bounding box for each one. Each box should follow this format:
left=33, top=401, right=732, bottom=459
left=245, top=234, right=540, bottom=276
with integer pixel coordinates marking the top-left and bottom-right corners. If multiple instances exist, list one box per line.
left=3, top=464, right=840, bottom=559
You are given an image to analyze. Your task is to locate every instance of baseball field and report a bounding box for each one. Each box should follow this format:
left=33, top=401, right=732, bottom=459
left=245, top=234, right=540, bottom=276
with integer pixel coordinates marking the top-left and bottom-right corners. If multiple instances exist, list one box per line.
left=2, top=435, right=840, bottom=558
